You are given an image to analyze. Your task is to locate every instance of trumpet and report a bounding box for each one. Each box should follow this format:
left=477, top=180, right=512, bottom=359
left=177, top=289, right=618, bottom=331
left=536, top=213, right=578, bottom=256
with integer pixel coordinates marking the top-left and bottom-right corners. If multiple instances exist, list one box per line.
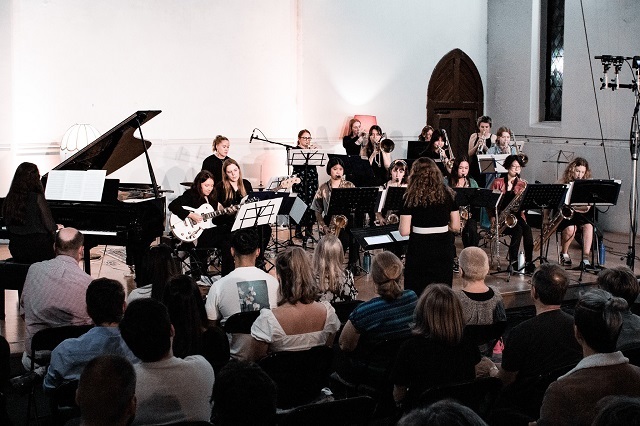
left=476, top=132, right=488, bottom=155
left=380, top=138, right=395, bottom=153
left=442, top=129, right=455, bottom=164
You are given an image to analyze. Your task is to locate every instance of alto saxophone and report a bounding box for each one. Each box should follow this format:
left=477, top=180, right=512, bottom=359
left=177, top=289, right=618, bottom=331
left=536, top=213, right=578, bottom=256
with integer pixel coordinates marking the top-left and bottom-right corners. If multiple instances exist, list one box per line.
left=533, top=205, right=574, bottom=251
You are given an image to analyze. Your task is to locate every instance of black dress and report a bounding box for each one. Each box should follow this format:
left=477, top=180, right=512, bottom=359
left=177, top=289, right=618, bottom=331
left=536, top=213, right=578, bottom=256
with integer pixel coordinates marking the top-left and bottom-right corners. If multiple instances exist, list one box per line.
left=201, top=154, right=228, bottom=186
left=400, top=191, right=457, bottom=295
left=6, top=192, right=56, bottom=263
left=291, top=146, right=319, bottom=232
left=342, top=135, right=361, bottom=156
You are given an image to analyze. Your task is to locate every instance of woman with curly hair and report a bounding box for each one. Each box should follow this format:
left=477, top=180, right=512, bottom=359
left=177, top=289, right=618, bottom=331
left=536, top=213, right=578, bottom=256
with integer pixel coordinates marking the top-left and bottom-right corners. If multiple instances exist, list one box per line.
left=3, top=162, right=58, bottom=263
left=557, top=157, right=594, bottom=267
left=400, top=157, right=460, bottom=294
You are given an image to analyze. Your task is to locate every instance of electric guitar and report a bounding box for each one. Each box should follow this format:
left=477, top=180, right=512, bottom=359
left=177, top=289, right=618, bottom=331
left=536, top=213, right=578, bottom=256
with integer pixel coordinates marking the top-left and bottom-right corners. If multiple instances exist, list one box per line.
left=269, top=176, right=301, bottom=192
left=170, top=196, right=258, bottom=243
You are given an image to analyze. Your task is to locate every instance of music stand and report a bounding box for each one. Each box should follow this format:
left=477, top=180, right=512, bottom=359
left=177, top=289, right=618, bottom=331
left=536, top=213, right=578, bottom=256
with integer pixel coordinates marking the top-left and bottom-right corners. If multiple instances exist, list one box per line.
left=568, top=179, right=622, bottom=277
left=477, top=154, right=509, bottom=175
left=407, top=141, right=429, bottom=159
left=326, top=187, right=379, bottom=273
left=232, top=198, right=283, bottom=271
left=327, top=154, right=376, bottom=188
left=378, top=186, right=406, bottom=213
left=516, top=184, right=568, bottom=273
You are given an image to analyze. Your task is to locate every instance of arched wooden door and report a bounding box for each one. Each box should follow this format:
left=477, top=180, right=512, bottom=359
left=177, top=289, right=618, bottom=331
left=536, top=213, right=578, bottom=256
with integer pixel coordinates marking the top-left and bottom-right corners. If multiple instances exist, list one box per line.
left=427, top=49, right=484, bottom=160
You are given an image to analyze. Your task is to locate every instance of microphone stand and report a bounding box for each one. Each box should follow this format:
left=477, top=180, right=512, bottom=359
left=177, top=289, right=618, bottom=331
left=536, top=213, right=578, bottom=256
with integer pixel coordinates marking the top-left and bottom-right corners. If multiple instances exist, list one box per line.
left=250, top=134, right=295, bottom=175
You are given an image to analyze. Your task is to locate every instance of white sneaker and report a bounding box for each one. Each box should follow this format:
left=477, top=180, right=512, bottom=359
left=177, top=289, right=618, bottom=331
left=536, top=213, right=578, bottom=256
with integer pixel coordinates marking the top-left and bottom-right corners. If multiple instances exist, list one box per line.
left=560, top=253, right=572, bottom=266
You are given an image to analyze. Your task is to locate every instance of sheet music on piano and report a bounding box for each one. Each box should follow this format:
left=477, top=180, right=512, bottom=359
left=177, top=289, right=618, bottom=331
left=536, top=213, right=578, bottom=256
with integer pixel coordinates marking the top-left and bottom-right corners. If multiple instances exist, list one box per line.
left=45, top=170, right=107, bottom=202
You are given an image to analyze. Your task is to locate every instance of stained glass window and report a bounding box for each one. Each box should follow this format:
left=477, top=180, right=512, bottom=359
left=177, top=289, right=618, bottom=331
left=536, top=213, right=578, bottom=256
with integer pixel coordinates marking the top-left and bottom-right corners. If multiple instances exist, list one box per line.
left=544, top=0, right=564, bottom=121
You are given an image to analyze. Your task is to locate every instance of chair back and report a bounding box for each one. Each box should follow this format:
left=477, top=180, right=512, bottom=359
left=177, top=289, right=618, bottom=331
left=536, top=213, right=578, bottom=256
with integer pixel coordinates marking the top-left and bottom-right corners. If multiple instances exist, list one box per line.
left=277, top=395, right=376, bottom=426
left=465, top=322, right=507, bottom=355
left=222, top=311, right=260, bottom=334
left=31, top=325, right=94, bottom=365
left=258, top=345, right=333, bottom=409
left=419, top=377, right=503, bottom=420
left=48, top=379, right=80, bottom=424
left=331, top=300, right=363, bottom=324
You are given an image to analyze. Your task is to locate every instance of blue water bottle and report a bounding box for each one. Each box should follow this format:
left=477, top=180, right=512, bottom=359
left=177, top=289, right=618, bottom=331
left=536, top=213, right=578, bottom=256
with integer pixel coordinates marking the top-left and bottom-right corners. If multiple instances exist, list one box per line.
left=363, top=251, right=371, bottom=273
left=599, top=242, right=606, bottom=266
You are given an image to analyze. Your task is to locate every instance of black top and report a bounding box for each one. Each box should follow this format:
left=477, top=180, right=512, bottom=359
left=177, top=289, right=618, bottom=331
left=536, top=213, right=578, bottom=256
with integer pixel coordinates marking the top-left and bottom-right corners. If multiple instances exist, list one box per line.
left=168, top=188, right=220, bottom=220
left=400, top=191, right=457, bottom=228
left=391, top=334, right=481, bottom=408
left=215, top=179, right=253, bottom=208
left=201, top=154, right=228, bottom=186
left=6, top=192, right=57, bottom=236
left=342, top=135, right=361, bottom=156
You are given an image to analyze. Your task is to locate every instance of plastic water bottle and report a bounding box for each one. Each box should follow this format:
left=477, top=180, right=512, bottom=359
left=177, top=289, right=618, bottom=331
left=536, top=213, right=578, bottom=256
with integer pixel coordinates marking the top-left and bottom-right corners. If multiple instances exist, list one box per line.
left=363, top=251, right=371, bottom=273
left=599, top=242, right=606, bottom=266
left=517, top=250, right=525, bottom=275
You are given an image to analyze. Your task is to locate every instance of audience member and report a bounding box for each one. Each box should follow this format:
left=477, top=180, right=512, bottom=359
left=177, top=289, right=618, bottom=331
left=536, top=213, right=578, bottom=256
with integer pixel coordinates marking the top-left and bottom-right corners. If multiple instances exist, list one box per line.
left=249, top=247, right=340, bottom=361
left=44, top=278, right=137, bottom=392
left=537, top=289, right=640, bottom=425
left=163, top=274, right=229, bottom=373
left=456, top=247, right=506, bottom=325
left=119, top=298, right=214, bottom=425
left=20, top=228, right=93, bottom=368
left=212, top=360, right=277, bottom=426
left=597, top=265, right=640, bottom=350
left=313, top=235, right=358, bottom=303
left=75, top=355, right=136, bottom=426
left=392, top=284, right=484, bottom=410
left=493, top=263, right=581, bottom=385
left=204, top=228, right=279, bottom=359
left=397, top=399, right=488, bottom=426
left=128, top=243, right=180, bottom=302
left=592, top=395, right=640, bottom=426
left=338, top=251, right=417, bottom=384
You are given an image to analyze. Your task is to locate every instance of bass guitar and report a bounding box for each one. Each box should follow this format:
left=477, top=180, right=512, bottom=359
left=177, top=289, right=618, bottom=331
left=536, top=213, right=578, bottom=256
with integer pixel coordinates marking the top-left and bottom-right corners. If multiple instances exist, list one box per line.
left=170, top=196, right=258, bottom=243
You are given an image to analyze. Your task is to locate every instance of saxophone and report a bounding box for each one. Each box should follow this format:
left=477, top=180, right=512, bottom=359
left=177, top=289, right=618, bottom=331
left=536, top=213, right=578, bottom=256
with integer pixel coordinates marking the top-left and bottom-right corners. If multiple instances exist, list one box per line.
left=496, top=181, right=527, bottom=235
left=533, top=206, right=574, bottom=251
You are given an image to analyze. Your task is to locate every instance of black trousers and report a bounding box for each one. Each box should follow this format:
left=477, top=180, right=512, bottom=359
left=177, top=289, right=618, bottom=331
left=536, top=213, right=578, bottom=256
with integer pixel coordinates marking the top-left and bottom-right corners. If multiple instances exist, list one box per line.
left=504, top=220, right=534, bottom=266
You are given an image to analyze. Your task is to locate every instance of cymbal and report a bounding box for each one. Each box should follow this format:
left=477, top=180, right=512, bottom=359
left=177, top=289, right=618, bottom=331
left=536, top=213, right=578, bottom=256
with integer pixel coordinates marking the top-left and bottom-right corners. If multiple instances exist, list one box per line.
left=180, top=182, right=193, bottom=187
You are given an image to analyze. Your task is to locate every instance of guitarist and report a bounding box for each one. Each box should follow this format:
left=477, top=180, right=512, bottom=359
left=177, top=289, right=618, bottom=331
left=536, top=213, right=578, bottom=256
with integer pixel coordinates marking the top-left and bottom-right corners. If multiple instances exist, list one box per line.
left=216, top=159, right=270, bottom=270
left=169, top=169, right=234, bottom=278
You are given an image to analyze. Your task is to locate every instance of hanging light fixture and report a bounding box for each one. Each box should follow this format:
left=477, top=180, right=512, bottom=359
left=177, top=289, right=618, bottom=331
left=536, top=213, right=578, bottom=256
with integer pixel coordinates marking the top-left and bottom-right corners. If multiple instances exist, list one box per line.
left=59, top=123, right=101, bottom=161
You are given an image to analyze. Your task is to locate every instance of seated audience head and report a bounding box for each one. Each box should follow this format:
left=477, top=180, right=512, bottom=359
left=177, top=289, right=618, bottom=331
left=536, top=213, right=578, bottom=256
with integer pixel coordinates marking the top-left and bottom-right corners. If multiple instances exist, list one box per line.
left=135, top=244, right=180, bottom=299
left=597, top=265, right=639, bottom=307
left=162, top=274, right=207, bottom=358
left=212, top=360, right=277, bottom=426
left=275, top=247, right=317, bottom=306
left=531, top=263, right=569, bottom=306
left=397, top=399, right=488, bottom=426
left=86, top=278, right=126, bottom=326
left=312, top=235, right=345, bottom=294
left=371, top=251, right=404, bottom=301
left=76, top=355, right=136, bottom=426
left=593, top=395, right=640, bottom=426
left=574, top=288, right=627, bottom=354
left=119, top=298, right=172, bottom=362
left=413, top=284, right=465, bottom=346
left=231, top=227, right=260, bottom=258
left=458, top=247, right=490, bottom=281
left=54, top=227, right=84, bottom=259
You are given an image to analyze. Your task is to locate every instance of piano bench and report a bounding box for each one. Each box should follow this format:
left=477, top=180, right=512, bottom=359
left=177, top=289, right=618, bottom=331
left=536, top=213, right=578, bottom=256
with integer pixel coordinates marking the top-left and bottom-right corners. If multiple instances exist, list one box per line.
left=0, top=258, right=30, bottom=320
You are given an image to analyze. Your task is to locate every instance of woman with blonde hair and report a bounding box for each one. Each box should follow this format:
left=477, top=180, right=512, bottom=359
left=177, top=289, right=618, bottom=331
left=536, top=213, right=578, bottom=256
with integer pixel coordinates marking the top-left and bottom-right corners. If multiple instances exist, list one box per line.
left=313, top=235, right=358, bottom=303
left=400, top=157, right=460, bottom=294
left=250, top=247, right=340, bottom=360
left=392, top=284, right=483, bottom=410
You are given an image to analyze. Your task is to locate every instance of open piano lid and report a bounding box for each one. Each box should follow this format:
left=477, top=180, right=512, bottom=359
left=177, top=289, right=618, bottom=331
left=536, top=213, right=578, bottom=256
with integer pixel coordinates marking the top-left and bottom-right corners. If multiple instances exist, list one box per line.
left=51, top=110, right=161, bottom=175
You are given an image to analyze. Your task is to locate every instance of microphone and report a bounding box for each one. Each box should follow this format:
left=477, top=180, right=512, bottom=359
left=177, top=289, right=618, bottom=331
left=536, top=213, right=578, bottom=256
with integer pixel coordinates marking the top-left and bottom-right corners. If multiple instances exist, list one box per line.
left=249, top=129, right=256, bottom=143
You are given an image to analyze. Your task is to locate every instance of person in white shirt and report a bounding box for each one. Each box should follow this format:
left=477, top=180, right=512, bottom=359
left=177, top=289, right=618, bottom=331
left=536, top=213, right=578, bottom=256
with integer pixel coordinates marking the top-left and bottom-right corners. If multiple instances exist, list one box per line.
left=205, top=228, right=279, bottom=359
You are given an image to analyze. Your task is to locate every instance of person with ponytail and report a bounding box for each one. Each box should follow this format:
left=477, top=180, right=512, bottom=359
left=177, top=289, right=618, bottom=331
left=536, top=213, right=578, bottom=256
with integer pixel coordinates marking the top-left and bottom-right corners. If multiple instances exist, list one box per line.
left=537, top=289, right=640, bottom=426
left=339, top=251, right=417, bottom=354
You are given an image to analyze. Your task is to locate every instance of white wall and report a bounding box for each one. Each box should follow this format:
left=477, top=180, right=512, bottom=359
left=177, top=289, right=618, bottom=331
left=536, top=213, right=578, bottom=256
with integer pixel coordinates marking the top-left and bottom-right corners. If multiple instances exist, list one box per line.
left=487, top=0, right=640, bottom=233
left=1, top=0, right=489, bottom=202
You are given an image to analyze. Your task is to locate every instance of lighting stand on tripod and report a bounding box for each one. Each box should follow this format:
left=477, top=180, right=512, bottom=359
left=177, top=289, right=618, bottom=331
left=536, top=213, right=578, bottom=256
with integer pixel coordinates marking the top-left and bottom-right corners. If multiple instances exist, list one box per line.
left=595, top=54, right=640, bottom=270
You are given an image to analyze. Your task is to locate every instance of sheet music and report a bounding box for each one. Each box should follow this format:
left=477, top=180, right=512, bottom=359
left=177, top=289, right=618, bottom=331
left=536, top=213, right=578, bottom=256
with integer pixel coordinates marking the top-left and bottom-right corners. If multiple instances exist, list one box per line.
left=364, top=235, right=393, bottom=245
left=477, top=154, right=509, bottom=173
left=377, top=188, right=387, bottom=212
left=45, top=170, right=107, bottom=202
left=231, top=198, right=283, bottom=232
left=390, top=230, right=409, bottom=241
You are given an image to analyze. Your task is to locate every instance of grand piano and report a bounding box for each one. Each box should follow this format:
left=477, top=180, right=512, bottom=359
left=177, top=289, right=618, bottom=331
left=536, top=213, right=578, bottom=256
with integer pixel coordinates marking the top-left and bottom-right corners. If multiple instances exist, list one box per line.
left=1, top=110, right=167, bottom=274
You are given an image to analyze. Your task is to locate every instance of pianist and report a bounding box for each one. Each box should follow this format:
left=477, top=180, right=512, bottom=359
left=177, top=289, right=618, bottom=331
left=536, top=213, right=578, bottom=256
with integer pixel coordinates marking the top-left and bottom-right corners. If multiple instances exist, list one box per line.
left=2, top=162, right=59, bottom=263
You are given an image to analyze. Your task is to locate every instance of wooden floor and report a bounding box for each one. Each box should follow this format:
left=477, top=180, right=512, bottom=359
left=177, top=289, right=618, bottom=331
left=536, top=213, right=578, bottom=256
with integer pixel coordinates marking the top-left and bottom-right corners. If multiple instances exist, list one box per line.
left=1, top=227, right=636, bottom=356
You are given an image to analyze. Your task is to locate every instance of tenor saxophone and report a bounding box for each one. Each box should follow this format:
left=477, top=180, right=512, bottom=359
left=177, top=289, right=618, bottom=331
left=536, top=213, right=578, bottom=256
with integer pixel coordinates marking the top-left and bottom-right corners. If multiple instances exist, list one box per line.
left=497, top=183, right=527, bottom=235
